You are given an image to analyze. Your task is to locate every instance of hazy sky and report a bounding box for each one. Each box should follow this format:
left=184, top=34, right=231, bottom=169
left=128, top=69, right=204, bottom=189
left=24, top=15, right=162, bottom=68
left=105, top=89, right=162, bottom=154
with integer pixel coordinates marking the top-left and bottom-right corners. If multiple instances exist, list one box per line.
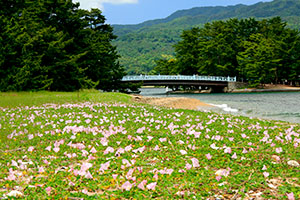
left=74, top=0, right=273, bottom=25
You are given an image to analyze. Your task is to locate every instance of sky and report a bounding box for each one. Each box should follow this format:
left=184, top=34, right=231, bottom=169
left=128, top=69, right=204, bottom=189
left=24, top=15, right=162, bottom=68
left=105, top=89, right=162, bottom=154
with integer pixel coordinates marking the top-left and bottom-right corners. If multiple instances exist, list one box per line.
left=74, top=0, right=273, bottom=25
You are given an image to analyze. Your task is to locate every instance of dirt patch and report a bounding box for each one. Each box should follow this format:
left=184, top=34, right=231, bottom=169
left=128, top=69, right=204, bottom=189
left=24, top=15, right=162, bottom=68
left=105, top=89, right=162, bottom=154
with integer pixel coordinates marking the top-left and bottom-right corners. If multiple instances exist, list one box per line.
left=131, top=95, right=213, bottom=110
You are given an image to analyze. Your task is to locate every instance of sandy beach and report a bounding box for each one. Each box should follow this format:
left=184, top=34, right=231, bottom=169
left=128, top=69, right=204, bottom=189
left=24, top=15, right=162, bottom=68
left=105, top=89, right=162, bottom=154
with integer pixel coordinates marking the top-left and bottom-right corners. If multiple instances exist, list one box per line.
left=131, top=95, right=213, bottom=110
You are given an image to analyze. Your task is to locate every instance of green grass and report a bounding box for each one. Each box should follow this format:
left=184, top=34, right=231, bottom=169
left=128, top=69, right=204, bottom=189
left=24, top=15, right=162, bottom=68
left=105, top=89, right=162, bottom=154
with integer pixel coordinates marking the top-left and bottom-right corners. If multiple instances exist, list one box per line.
left=0, top=90, right=131, bottom=108
left=0, top=92, right=299, bottom=199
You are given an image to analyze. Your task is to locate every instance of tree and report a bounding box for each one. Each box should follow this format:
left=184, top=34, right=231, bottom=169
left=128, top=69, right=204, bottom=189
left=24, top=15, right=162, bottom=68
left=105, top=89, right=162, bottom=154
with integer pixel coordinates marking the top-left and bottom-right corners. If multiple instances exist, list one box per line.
left=171, top=17, right=300, bottom=86
left=0, top=0, right=125, bottom=91
left=237, top=33, right=282, bottom=86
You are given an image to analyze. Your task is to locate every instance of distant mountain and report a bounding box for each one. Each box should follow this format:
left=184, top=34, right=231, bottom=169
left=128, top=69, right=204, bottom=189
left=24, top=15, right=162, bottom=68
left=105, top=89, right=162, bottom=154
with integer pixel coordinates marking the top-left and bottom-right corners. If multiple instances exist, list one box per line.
left=113, top=0, right=300, bottom=75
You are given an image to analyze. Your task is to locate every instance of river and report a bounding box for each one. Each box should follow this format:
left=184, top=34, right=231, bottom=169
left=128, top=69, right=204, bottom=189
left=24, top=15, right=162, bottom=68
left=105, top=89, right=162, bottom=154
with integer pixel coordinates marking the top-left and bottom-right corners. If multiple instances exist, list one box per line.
left=139, top=88, right=300, bottom=124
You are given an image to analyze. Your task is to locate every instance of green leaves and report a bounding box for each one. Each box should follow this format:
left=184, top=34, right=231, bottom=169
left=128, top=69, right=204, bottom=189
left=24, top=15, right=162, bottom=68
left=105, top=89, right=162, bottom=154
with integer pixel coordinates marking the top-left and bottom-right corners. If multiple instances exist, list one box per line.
left=0, top=0, right=125, bottom=92
left=169, top=17, right=300, bottom=86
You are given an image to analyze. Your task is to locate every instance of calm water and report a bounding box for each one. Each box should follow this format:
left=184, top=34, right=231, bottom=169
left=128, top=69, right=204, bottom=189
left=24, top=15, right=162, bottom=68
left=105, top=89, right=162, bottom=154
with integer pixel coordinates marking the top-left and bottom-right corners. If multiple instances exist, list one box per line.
left=140, top=88, right=300, bottom=124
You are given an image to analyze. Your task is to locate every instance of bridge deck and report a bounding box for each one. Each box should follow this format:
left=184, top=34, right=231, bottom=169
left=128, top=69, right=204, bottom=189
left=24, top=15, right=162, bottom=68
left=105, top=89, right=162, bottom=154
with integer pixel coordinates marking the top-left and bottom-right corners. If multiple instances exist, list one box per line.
left=122, top=75, right=236, bottom=82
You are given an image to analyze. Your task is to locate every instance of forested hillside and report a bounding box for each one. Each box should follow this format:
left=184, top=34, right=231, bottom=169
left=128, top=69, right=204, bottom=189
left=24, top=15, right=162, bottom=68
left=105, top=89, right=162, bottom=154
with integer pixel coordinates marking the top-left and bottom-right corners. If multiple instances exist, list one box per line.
left=154, top=17, right=300, bottom=86
left=113, top=0, right=300, bottom=74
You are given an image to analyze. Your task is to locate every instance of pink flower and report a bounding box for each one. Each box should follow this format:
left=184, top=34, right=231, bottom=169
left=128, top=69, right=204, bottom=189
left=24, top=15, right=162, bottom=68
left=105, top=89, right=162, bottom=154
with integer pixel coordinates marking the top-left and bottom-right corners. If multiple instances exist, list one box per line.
left=28, top=134, right=34, bottom=140
left=153, top=145, right=159, bottom=151
left=263, top=172, right=269, bottom=178
left=99, top=161, right=110, bottom=173
left=122, top=159, right=132, bottom=168
left=69, top=181, right=75, bottom=186
left=7, top=173, right=16, bottom=181
left=275, top=147, right=283, bottom=154
left=126, top=168, right=135, bottom=179
left=11, top=160, right=18, bottom=167
left=242, top=148, right=248, bottom=154
left=45, top=146, right=51, bottom=151
left=104, top=146, right=114, bottom=155
left=100, top=137, right=108, bottom=146
left=38, top=167, right=45, bottom=173
left=125, top=145, right=132, bottom=152
left=231, top=152, right=237, bottom=159
left=180, top=150, right=187, bottom=155
left=205, top=153, right=212, bottom=160
left=287, top=192, right=295, bottom=200
left=122, top=181, right=133, bottom=191
left=136, top=126, right=145, bottom=134
left=138, top=180, right=147, bottom=190
left=166, top=168, right=174, bottom=175
left=45, top=186, right=52, bottom=195
left=137, top=167, right=143, bottom=173
left=132, top=146, right=146, bottom=153
left=90, top=147, right=97, bottom=153
left=194, top=132, right=201, bottom=138
left=146, top=182, right=157, bottom=190
left=81, top=150, right=89, bottom=157
left=270, top=143, right=276, bottom=147
left=216, top=176, right=222, bottom=181
left=85, top=171, right=93, bottom=179
left=224, top=147, right=232, bottom=154
left=262, top=165, right=267, bottom=170
left=28, top=146, right=34, bottom=152
left=82, top=189, right=88, bottom=194
left=112, top=174, right=118, bottom=180
left=185, top=163, right=192, bottom=170
left=210, top=143, right=219, bottom=150
left=159, top=138, right=167, bottom=142
left=191, top=157, right=200, bottom=168
left=147, top=136, right=153, bottom=141
left=53, top=147, right=60, bottom=153
left=80, top=162, right=92, bottom=172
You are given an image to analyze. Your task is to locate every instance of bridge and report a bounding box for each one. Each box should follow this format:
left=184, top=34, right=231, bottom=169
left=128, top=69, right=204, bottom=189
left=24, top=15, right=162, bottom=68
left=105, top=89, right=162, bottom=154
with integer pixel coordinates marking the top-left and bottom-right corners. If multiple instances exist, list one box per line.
left=121, top=75, right=237, bottom=93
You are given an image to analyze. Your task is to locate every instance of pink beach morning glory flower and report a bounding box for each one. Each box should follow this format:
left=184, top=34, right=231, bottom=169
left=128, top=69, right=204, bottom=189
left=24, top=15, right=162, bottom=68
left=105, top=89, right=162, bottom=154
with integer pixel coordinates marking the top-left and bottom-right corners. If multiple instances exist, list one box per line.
left=122, top=181, right=133, bottom=191
left=205, top=153, right=212, bottom=160
left=138, top=180, right=147, bottom=190
left=191, top=157, right=200, bottom=168
left=287, top=192, right=295, bottom=200
left=180, top=150, right=187, bottom=155
left=146, top=182, right=157, bottom=190
left=263, top=172, right=269, bottom=178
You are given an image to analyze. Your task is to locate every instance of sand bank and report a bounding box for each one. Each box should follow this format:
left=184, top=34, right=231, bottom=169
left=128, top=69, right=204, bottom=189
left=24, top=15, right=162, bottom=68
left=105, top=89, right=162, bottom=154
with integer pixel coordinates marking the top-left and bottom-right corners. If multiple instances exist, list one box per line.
left=131, top=95, right=213, bottom=110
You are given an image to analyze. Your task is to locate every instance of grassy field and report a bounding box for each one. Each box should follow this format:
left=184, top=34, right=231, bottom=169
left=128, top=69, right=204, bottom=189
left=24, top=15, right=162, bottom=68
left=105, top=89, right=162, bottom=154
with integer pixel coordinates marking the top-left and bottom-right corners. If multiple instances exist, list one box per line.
left=0, top=91, right=299, bottom=199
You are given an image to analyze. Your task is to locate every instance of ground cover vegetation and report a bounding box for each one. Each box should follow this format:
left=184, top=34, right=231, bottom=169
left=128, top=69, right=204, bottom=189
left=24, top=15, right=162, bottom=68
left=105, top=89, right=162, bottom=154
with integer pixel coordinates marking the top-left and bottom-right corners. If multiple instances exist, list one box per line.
left=155, top=17, right=300, bottom=87
left=0, top=0, right=126, bottom=92
left=113, top=0, right=300, bottom=75
left=0, top=92, right=299, bottom=199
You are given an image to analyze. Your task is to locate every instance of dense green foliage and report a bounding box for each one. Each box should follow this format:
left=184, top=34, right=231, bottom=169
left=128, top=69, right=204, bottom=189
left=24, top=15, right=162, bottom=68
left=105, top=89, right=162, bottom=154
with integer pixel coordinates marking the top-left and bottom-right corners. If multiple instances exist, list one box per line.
left=0, top=0, right=125, bottom=91
left=113, top=0, right=300, bottom=74
left=155, top=17, right=300, bottom=86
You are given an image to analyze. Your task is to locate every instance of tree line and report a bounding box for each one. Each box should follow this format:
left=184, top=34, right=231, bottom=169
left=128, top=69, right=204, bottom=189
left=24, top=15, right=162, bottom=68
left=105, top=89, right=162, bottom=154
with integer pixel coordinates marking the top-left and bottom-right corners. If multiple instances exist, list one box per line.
left=0, top=0, right=132, bottom=92
left=154, top=17, right=300, bottom=86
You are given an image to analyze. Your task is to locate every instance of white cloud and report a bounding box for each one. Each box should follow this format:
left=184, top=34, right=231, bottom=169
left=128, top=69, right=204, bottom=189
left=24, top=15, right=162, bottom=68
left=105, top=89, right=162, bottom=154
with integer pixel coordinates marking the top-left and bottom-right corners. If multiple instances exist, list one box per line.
left=74, top=0, right=138, bottom=10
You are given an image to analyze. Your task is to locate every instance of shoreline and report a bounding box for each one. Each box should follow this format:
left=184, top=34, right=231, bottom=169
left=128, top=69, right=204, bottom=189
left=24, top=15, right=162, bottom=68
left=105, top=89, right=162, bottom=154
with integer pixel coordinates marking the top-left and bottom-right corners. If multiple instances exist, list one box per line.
left=232, top=88, right=300, bottom=93
left=131, top=95, right=213, bottom=110
left=141, top=84, right=300, bottom=94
